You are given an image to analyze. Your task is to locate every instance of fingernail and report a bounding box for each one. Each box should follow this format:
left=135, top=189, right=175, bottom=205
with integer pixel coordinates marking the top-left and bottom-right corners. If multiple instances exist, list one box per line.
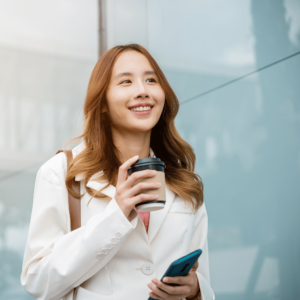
left=163, top=277, right=168, bottom=282
left=152, top=279, right=157, bottom=284
left=134, top=155, right=139, bottom=158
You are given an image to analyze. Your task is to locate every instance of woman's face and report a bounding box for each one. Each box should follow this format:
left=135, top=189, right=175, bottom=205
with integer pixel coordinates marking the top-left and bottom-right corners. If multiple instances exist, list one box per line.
left=105, top=50, right=165, bottom=134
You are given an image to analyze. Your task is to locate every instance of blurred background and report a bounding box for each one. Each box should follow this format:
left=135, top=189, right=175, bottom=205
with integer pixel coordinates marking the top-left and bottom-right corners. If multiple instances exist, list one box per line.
left=0, top=0, right=299, bottom=299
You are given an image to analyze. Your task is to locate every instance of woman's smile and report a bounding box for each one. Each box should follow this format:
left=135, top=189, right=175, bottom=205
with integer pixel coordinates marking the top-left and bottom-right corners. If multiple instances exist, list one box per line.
left=128, top=104, right=154, bottom=115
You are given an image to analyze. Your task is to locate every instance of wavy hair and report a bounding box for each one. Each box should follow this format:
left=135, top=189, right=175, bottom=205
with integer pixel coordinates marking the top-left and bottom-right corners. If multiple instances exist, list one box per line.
left=65, top=43, right=203, bottom=212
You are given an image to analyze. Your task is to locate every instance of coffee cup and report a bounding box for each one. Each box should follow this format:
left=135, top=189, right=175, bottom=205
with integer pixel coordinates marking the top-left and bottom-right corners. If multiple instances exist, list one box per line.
left=127, top=158, right=166, bottom=212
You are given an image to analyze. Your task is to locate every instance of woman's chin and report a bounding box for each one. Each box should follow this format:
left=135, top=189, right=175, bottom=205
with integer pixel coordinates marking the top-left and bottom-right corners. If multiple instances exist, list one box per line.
left=127, top=118, right=156, bottom=129
left=128, top=124, right=154, bottom=133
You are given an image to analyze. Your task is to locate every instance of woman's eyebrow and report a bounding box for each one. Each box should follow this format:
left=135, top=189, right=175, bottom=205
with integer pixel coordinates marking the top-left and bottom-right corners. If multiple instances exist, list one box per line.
left=114, top=70, right=157, bottom=80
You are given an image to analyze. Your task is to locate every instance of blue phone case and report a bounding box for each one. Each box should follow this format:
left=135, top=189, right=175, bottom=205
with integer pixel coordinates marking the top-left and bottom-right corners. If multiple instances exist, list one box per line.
left=148, top=249, right=202, bottom=300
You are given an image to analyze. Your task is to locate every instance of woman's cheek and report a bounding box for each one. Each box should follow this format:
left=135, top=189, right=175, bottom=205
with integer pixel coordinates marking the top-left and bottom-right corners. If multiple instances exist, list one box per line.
left=153, top=89, right=165, bottom=104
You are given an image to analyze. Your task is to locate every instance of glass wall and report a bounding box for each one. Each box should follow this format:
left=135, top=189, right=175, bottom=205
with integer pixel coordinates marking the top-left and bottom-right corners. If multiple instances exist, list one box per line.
left=0, top=0, right=98, bottom=298
left=1, top=0, right=300, bottom=299
left=105, top=0, right=300, bottom=299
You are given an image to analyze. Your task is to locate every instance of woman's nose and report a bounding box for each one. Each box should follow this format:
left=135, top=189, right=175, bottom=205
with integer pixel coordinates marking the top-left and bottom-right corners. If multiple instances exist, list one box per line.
left=134, top=82, right=149, bottom=98
left=136, top=91, right=149, bottom=99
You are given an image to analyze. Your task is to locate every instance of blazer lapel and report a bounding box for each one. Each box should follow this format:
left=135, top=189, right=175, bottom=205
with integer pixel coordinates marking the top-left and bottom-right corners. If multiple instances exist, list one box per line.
left=147, top=184, right=176, bottom=243
left=74, top=162, right=116, bottom=199
left=85, top=175, right=116, bottom=199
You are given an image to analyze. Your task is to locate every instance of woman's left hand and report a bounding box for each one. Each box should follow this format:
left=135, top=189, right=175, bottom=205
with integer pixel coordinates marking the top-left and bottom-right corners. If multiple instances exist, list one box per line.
left=147, top=260, right=200, bottom=300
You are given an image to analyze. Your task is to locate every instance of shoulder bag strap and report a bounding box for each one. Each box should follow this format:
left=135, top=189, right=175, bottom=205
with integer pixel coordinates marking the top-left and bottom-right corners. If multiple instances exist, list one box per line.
left=56, top=150, right=81, bottom=231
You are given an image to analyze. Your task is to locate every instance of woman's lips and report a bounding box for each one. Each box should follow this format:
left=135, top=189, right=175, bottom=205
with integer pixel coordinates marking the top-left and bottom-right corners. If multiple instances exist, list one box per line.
left=129, top=107, right=153, bottom=115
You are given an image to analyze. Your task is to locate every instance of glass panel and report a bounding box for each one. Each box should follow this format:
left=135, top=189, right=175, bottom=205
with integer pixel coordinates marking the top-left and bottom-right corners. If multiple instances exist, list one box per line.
left=0, top=1, right=98, bottom=299
left=107, top=0, right=300, bottom=298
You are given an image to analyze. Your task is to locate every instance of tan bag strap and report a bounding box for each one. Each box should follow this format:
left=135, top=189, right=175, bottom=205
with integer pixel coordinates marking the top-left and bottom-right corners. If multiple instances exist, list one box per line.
left=56, top=150, right=81, bottom=231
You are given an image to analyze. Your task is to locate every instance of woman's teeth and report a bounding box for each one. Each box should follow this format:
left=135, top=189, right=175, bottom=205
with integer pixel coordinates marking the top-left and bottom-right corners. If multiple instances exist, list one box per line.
left=129, top=106, right=152, bottom=112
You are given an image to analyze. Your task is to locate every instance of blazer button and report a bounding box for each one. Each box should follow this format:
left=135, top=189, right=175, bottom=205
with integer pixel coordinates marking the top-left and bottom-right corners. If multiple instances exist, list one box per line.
left=96, top=253, right=105, bottom=260
left=116, top=232, right=123, bottom=239
left=111, top=237, right=118, bottom=244
left=105, top=242, right=113, bottom=249
left=100, top=248, right=109, bottom=255
left=142, top=263, right=154, bottom=275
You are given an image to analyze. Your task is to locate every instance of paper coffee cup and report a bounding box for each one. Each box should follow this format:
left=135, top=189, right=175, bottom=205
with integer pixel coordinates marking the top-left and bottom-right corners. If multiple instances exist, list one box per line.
left=127, top=158, right=166, bottom=212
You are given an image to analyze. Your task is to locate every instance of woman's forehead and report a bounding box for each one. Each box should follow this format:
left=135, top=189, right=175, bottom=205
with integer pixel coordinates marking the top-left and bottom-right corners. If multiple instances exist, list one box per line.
left=112, top=50, right=153, bottom=75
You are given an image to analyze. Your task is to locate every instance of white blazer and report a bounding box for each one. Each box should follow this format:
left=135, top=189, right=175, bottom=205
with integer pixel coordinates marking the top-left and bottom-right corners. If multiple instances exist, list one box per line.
left=21, top=141, right=215, bottom=300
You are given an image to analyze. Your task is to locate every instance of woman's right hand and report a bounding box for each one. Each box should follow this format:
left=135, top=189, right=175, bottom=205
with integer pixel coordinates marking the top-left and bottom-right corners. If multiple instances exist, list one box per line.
left=115, top=155, right=161, bottom=219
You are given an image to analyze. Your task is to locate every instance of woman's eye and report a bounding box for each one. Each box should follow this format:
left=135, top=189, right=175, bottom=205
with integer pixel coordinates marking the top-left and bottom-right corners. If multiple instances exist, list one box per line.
left=146, top=78, right=156, bottom=83
left=120, top=79, right=131, bottom=84
left=120, top=78, right=156, bottom=84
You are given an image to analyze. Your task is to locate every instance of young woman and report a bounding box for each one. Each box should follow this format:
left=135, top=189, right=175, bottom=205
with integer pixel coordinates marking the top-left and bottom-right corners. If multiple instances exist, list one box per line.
left=21, top=44, right=215, bottom=300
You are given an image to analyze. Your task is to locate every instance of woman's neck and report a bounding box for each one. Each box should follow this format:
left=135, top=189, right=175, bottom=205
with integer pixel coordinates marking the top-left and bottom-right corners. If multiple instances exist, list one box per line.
left=111, top=128, right=152, bottom=164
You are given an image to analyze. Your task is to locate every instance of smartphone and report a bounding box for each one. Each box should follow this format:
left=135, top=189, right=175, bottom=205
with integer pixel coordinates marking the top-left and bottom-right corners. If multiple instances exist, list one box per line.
left=148, top=249, right=202, bottom=300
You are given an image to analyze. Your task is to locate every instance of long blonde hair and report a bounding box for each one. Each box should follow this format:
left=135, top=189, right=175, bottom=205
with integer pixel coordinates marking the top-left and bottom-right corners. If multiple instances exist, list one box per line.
left=66, top=44, right=203, bottom=212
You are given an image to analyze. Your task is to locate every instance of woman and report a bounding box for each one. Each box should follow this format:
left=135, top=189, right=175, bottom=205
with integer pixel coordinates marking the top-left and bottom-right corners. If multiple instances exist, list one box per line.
left=21, top=44, right=215, bottom=300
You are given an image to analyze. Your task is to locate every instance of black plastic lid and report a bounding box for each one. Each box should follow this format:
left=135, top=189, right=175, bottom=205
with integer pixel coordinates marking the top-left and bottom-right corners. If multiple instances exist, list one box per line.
left=135, top=200, right=166, bottom=207
left=128, top=157, right=165, bottom=175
